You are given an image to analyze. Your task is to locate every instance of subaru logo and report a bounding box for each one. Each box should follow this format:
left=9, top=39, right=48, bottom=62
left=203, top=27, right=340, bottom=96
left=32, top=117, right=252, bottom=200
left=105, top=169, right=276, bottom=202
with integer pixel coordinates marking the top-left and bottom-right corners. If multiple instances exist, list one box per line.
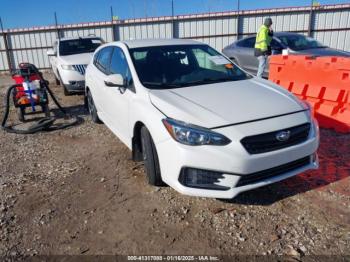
left=276, top=130, right=291, bottom=142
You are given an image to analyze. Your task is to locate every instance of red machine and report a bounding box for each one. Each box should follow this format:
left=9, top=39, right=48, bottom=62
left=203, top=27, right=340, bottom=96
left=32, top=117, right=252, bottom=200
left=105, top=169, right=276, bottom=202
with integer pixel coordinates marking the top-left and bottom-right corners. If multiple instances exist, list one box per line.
left=11, top=63, right=50, bottom=121
left=1, top=62, right=80, bottom=134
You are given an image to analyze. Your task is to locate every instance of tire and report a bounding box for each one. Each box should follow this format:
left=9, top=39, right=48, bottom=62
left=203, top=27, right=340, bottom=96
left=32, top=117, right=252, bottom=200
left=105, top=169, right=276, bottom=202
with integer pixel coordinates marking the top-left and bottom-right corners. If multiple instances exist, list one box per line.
left=41, top=104, right=50, bottom=118
left=55, top=77, right=60, bottom=85
left=63, top=85, right=71, bottom=96
left=140, top=126, right=164, bottom=186
left=86, top=90, right=101, bottom=123
left=17, top=107, right=25, bottom=122
left=57, top=72, right=70, bottom=96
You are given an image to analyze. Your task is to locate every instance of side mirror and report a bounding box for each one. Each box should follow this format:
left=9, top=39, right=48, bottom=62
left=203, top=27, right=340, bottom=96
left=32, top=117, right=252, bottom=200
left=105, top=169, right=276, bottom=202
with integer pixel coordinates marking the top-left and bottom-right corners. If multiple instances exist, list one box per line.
left=104, top=74, right=125, bottom=87
left=47, top=49, right=56, bottom=56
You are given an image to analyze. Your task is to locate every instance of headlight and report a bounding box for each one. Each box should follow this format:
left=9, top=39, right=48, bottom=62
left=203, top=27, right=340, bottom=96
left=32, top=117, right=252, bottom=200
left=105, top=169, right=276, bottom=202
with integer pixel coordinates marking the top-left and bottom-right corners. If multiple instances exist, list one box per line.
left=162, top=118, right=231, bottom=146
left=61, top=64, right=74, bottom=70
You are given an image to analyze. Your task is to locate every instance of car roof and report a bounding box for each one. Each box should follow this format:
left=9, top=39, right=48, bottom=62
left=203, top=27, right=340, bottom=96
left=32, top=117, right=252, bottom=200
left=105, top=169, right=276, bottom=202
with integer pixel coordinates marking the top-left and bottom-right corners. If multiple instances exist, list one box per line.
left=237, top=32, right=305, bottom=41
left=59, top=36, right=102, bottom=42
left=121, top=38, right=203, bottom=48
left=274, top=32, right=305, bottom=37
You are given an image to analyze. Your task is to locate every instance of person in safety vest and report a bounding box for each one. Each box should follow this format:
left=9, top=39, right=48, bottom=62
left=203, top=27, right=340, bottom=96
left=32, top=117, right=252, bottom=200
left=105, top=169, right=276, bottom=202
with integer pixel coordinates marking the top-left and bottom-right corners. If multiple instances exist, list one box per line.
left=254, top=18, right=273, bottom=78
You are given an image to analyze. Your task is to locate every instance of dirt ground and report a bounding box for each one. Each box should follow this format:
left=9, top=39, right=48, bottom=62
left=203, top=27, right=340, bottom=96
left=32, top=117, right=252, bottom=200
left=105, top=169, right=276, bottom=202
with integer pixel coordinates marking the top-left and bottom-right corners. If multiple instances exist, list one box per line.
left=0, top=73, right=349, bottom=260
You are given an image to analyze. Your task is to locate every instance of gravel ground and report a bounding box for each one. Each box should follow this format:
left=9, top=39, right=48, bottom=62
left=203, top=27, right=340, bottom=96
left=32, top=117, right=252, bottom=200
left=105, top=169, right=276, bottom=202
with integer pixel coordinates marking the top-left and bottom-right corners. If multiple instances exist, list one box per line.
left=0, top=73, right=349, bottom=259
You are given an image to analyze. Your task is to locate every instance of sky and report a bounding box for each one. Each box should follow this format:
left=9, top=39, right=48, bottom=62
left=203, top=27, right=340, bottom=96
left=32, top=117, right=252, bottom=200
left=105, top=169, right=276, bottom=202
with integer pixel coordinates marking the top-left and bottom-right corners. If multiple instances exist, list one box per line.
left=0, top=0, right=348, bottom=29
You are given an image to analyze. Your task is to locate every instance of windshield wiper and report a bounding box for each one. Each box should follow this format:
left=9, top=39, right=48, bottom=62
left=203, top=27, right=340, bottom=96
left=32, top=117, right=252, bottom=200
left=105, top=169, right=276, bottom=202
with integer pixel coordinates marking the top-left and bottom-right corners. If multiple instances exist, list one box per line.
left=142, top=81, right=182, bottom=89
left=180, top=77, right=234, bottom=87
left=309, top=46, right=328, bottom=49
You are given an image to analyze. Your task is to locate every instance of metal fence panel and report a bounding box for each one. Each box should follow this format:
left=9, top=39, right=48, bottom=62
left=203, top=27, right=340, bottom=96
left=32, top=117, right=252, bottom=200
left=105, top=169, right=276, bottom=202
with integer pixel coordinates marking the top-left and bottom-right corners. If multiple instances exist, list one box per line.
left=0, top=51, right=8, bottom=70
left=0, top=4, right=349, bottom=71
left=62, top=26, right=113, bottom=42
left=242, top=12, right=310, bottom=34
left=0, top=34, right=4, bottom=50
left=314, top=10, right=350, bottom=30
left=119, top=22, right=172, bottom=40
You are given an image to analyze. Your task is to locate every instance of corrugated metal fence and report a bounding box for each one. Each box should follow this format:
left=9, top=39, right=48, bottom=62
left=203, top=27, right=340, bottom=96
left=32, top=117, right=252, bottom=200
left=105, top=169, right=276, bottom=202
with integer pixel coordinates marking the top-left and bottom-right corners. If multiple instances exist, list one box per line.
left=0, top=3, right=350, bottom=72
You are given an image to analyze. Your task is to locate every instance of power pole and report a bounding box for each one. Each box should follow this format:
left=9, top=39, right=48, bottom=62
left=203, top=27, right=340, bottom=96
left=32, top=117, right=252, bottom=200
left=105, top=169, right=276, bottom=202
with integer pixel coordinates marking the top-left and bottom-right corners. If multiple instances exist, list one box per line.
left=111, top=6, right=117, bottom=41
left=308, top=0, right=314, bottom=36
left=171, top=0, right=176, bottom=38
left=145, top=0, right=148, bottom=18
left=0, top=17, right=3, bottom=32
left=54, top=12, right=61, bottom=40
left=236, top=0, right=240, bottom=40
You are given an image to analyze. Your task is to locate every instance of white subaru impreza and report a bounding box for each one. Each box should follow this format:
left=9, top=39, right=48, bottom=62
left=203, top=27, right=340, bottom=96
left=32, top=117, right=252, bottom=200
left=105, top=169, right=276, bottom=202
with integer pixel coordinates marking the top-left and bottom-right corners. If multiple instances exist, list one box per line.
left=85, top=39, right=319, bottom=199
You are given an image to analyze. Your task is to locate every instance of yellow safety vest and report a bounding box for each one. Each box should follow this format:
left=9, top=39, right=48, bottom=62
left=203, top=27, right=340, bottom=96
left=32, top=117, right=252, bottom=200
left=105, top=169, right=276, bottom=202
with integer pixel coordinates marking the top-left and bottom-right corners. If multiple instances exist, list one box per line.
left=255, top=25, right=272, bottom=52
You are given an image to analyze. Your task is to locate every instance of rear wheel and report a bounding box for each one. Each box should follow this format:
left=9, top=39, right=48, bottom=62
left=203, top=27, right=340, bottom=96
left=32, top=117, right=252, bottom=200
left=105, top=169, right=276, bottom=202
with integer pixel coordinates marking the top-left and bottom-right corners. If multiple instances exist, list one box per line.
left=87, top=90, right=101, bottom=123
left=141, top=126, right=164, bottom=186
left=41, top=104, right=50, bottom=118
left=17, top=107, right=25, bottom=122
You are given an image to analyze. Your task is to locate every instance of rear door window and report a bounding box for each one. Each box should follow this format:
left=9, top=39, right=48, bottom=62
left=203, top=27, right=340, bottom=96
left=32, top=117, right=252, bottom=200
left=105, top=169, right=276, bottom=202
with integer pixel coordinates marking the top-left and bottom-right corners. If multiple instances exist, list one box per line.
left=237, top=37, right=256, bottom=48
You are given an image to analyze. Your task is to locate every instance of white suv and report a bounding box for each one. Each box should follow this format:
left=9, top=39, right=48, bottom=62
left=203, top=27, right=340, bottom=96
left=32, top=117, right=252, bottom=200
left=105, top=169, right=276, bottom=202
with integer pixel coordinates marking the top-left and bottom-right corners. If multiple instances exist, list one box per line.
left=47, top=36, right=103, bottom=95
left=85, top=39, right=319, bottom=199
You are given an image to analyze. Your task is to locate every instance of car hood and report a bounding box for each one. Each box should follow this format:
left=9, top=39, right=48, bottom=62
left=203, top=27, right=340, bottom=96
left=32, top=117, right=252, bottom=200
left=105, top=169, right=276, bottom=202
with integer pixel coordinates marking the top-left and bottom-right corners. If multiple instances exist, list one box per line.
left=149, top=78, right=304, bottom=128
left=59, top=53, right=93, bottom=65
left=295, top=47, right=350, bottom=57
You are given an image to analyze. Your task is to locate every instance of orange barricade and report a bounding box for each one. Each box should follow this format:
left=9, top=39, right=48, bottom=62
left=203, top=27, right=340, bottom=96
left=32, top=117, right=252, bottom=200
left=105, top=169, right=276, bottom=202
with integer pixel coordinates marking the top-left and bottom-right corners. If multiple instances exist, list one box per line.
left=269, top=55, right=350, bottom=133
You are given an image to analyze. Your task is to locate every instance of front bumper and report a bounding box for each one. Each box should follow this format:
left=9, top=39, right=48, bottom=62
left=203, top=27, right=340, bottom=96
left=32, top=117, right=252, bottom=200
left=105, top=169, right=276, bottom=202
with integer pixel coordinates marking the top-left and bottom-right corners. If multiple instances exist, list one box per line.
left=155, top=111, right=319, bottom=199
left=59, top=68, right=85, bottom=91
left=65, top=80, right=85, bottom=92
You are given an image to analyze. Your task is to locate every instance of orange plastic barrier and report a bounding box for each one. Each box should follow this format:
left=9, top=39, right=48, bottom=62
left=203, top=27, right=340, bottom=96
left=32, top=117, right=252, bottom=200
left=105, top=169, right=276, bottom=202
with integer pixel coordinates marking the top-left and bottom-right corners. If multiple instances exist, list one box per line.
left=269, top=55, right=350, bottom=133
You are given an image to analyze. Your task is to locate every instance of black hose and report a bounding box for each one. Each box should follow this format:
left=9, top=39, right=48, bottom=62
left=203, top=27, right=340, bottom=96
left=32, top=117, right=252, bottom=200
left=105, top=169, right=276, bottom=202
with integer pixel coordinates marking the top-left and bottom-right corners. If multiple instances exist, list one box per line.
left=1, top=82, right=81, bottom=134
left=44, top=81, right=66, bottom=114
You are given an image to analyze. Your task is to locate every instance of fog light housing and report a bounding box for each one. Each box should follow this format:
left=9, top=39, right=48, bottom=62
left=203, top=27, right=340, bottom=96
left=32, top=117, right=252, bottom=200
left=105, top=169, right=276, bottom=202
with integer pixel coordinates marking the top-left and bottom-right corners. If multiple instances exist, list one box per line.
left=179, top=168, right=230, bottom=191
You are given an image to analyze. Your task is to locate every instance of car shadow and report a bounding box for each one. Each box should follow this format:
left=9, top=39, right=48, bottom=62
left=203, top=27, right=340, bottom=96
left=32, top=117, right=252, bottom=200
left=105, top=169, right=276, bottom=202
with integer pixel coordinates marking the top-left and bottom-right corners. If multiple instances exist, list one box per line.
left=10, top=104, right=88, bottom=128
left=223, top=129, right=350, bottom=206
left=50, top=104, right=89, bottom=118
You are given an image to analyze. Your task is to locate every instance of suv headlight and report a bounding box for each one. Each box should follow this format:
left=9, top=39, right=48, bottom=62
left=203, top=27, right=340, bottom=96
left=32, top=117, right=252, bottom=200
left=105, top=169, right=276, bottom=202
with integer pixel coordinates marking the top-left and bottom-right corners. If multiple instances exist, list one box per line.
left=61, top=64, right=74, bottom=70
left=162, top=118, right=231, bottom=146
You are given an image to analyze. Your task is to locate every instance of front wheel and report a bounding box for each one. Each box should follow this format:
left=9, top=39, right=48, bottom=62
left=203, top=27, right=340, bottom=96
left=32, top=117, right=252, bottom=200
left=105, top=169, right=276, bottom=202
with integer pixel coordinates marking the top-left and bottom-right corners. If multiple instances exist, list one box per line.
left=63, top=85, right=71, bottom=96
left=141, top=126, right=165, bottom=186
left=87, top=90, right=101, bottom=124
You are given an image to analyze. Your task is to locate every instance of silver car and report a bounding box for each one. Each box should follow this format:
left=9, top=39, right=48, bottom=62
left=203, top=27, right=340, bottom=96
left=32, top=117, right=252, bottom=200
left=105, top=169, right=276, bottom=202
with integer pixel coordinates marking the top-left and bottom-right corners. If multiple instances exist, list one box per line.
left=222, top=32, right=350, bottom=77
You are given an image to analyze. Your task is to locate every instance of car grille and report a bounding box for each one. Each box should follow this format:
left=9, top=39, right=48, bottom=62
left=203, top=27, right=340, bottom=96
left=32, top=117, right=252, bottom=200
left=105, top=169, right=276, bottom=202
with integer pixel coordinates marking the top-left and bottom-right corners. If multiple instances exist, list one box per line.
left=73, top=64, right=87, bottom=75
left=236, top=156, right=311, bottom=187
left=241, top=123, right=311, bottom=154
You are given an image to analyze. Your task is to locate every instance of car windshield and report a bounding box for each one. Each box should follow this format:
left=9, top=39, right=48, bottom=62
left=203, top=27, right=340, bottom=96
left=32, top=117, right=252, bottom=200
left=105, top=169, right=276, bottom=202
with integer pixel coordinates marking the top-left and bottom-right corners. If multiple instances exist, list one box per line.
left=129, top=44, right=251, bottom=89
left=277, top=35, right=327, bottom=51
left=59, top=38, right=103, bottom=56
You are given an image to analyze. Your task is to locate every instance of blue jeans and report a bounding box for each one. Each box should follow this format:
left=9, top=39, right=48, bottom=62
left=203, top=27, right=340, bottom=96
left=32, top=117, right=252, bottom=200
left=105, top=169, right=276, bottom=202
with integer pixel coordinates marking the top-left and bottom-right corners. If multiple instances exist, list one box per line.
left=257, top=55, right=268, bottom=78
